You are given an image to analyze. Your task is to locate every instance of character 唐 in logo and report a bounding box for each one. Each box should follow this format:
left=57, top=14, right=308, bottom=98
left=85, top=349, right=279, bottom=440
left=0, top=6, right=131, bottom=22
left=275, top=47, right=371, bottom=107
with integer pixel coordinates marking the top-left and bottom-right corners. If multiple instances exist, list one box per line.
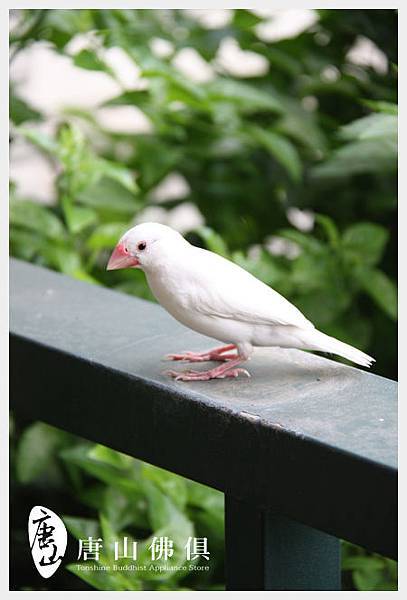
left=28, top=506, right=67, bottom=578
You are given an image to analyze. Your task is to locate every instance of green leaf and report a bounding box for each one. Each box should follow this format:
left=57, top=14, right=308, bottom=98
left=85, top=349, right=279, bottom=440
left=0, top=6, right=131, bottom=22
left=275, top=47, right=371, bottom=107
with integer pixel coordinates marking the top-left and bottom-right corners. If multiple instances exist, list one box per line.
left=56, top=124, right=99, bottom=194
left=342, top=222, right=388, bottom=266
left=136, top=483, right=194, bottom=582
left=232, top=9, right=264, bottom=29
left=63, top=515, right=100, bottom=540
left=315, top=214, right=340, bottom=247
left=340, top=113, right=397, bottom=142
left=233, top=249, right=286, bottom=287
left=10, top=229, right=45, bottom=261
left=290, top=252, right=336, bottom=292
left=73, top=269, right=100, bottom=284
left=89, top=444, right=135, bottom=470
left=100, top=160, right=138, bottom=194
left=295, top=288, right=351, bottom=326
left=278, top=229, right=324, bottom=254
left=186, top=480, right=224, bottom=516
left=103, top=90, right=150, bottom=108
left=55, top=123, right=138, bottom=197
left=41, top=9, right=94, bottom=49
left=360, top=100, right=398, bottom=115
left=142, top=64, right=208, bottom=107
left=312, top=138, right=397, bottom=178
left=16, top=126, right=57, bottom=154
left=87, top=222, right=129, bottom=250
left=207, top=79, right=282, bottom=113
left=342, top=556, right=385, bottom=571
left=10, top=200, right=66, bottom=240
left=353, top=568, right=385, bottom=591
left=41, top=243, right=82, bottom=277
left=65, top=515, right=140, bottom=590
left=73, top=49, right=112, bottom=74
left=141, top=479, right=183, bottom=531
left=141, top=463, right=188, bottom=511
left=341, top=541, right=398, bottom=591
left=357, top=268, right=397, bottom=320
left=102, top=486, right=149, bottom=531
left=99, top=512, right=118, bottom=548
left=248, top=126, right=302, bottom=182
left=134, top=137, right=183, bottom=191
left=195, top=226, right=230, bottom=257
left=15, top=422, right=70, bottom=484
left=77, top=483, right=106, bottom=510
left=313, top=112, right=397, bottom=178
left=59, top=444, right=143, bottom=497
left=78, top=178, right=139, bottom=215
left=62, top=197, right=98, bottom=234
left=10, top=91, right=42, bottom=125
left=260, top=47, right=302, bottom=78
left=324, top=309, right=372, bottom=351
left=274, top=97, right=327, bottom=154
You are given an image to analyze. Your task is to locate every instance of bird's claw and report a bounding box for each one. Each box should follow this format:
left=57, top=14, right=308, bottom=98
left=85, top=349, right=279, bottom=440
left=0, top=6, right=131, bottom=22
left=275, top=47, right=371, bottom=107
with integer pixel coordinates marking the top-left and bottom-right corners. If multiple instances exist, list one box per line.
left=164, top=352, right=207, bottom=362
left=228, top=368, right=251, bottom=379
left=216, top=368, right=251, bottom=379
left=163, top=367, right=251, bottom=382
left=164, top=351, right=237, bottom=363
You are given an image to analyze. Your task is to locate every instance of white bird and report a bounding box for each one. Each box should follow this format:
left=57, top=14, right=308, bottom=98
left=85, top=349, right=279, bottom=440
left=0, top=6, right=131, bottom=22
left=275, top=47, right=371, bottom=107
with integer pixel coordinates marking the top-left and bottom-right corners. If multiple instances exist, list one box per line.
left=107, top=222, right=374, bottom=381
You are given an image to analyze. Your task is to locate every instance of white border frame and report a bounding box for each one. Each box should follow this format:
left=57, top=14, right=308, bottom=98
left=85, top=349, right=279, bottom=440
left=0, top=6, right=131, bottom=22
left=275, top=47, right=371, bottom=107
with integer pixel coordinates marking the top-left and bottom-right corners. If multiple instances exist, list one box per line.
left=2, top=2, right=401, bottom=598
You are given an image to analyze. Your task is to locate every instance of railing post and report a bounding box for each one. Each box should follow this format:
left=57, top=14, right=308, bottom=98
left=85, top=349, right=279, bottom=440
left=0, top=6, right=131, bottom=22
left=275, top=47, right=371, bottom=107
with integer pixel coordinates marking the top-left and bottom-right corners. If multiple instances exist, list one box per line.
left=225, top=495, right=341, bottom=591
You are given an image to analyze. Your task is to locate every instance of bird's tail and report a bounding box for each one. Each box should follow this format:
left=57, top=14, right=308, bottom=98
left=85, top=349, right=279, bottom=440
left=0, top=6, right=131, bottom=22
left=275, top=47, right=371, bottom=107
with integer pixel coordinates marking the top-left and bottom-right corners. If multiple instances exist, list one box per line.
left=299, top=328, right=375, bottom=368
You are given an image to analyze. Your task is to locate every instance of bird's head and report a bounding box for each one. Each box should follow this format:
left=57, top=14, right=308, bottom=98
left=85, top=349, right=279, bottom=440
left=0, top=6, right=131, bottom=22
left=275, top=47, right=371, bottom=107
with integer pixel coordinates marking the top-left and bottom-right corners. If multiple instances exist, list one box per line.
left=106, top=222, right=187, bottom=273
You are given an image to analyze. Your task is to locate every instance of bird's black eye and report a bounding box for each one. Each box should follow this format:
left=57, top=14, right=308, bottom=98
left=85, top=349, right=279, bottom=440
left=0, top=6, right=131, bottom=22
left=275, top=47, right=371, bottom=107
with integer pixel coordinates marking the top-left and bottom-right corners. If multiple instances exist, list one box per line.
left=137, top=241, right=147, bottom=251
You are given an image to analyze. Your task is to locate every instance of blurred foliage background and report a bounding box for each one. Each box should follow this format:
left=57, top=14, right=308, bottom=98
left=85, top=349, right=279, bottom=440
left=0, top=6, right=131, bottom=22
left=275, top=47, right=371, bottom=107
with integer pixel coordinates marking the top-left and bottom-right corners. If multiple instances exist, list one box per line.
left=9, top=8, right=397, bottom=592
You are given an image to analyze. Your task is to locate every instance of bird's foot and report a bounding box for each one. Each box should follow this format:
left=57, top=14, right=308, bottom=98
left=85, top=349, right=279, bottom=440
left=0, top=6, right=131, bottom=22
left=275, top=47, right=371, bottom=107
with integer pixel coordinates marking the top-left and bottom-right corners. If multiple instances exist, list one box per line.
left=164, top=356, right=250, bottom=381
left=164, top=368, right=250, bottom=381
left=164, top=344, right=237, bottom=363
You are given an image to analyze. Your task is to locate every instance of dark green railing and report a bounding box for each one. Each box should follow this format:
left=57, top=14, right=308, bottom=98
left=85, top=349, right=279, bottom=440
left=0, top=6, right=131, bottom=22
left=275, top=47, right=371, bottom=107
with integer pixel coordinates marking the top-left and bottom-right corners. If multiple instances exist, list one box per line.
left=10, top=258, right=397, bottom=590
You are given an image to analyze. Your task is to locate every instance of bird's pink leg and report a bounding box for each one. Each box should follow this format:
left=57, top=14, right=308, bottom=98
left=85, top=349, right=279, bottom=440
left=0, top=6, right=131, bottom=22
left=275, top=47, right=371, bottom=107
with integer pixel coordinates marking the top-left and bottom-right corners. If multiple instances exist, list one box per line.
left=165, top=344, right=237, bottom=363
left=164, top=356, right=250, bottom=381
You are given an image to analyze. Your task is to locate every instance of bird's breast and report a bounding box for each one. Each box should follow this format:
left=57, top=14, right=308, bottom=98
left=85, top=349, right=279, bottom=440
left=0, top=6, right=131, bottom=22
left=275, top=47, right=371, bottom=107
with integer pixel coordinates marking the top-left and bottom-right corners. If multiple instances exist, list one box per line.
left=146, top=270, right=191, bottom=318
left=145, top=270, right=251, bottom=343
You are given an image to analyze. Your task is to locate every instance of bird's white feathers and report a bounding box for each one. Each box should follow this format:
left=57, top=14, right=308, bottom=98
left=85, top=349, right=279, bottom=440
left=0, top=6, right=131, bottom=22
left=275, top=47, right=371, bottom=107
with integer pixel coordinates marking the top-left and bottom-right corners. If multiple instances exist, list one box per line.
left=295, top=328, right=374, bottom=368
left=186, top=247, right=314, bottom=330
left=119, top=223, right=375, bottom=368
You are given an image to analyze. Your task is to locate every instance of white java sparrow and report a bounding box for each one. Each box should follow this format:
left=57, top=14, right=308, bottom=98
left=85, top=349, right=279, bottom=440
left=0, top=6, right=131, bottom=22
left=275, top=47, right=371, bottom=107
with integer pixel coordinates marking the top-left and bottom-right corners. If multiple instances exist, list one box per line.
left=107, top=222, right=374, bottom=381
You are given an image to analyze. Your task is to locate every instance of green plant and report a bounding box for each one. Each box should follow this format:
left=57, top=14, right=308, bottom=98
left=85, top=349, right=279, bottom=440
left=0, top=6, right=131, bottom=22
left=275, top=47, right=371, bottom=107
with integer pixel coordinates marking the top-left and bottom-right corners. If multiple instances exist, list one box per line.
left=12, top=421, right=224, bottom=591
left=342, top=541, right=397, bottom=591
left=10, top=8, right=397, bottom=377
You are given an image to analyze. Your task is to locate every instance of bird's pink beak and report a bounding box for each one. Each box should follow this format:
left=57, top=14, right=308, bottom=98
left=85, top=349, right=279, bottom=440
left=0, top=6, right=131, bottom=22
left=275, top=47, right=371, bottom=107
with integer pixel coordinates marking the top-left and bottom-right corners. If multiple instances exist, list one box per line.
left=107, top=242, right=140, bottom=271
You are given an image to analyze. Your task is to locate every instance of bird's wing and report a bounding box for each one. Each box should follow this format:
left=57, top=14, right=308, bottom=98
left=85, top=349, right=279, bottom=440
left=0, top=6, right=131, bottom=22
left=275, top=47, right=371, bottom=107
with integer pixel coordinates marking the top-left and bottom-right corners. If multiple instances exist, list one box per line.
left=184, top=248, right=314, bottom=330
